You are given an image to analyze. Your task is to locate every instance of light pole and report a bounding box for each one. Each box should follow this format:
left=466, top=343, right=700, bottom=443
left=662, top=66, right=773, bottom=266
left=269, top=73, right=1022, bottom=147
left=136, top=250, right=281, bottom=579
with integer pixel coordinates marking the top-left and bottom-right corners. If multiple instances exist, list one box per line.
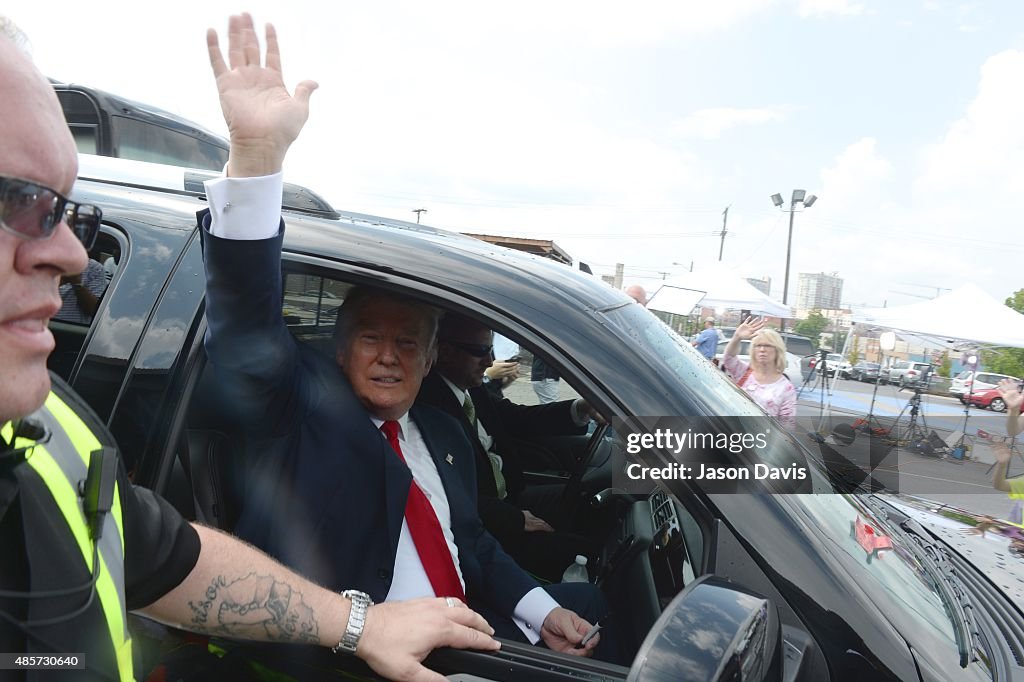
left=412, top=208, right=427, bottom=224
left=770, top=189, right=817, bottom=331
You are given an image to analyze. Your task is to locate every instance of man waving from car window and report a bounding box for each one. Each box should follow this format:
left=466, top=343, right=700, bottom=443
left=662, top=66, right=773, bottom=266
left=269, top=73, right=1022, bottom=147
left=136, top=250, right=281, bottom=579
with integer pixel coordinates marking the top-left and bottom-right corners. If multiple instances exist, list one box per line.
left=199, top=12, right=609, bottom=660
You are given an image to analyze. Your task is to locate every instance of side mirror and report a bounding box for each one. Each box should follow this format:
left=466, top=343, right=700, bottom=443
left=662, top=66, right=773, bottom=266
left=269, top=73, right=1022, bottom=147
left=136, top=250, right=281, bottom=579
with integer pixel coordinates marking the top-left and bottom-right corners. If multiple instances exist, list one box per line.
left=627, top=575, right=782, bottom=682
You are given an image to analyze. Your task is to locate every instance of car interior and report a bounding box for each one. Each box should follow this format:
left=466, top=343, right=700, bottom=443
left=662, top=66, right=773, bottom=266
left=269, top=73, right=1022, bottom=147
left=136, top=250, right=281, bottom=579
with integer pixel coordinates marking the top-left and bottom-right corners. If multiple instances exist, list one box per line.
left=48, top=229, right=123, bottom=379
left=135, top=264, right=712, bottom=679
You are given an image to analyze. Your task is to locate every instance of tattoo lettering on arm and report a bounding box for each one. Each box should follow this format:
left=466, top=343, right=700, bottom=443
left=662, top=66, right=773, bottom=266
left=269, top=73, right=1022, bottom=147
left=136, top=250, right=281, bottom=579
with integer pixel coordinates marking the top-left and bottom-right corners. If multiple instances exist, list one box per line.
left=187, top=573, right=319, bottom=644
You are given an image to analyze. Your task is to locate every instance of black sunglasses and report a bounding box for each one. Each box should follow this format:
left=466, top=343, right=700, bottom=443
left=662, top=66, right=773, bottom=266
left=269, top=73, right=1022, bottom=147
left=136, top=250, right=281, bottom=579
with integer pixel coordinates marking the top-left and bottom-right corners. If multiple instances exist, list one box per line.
left=0, top=176, right=102, bottom=250
left=442, top=339, right=494, bottom=358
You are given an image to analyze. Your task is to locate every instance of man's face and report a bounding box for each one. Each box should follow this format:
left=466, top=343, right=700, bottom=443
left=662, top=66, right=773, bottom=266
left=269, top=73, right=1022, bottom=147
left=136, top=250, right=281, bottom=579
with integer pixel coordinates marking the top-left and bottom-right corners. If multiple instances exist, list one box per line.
left=336, top=297, right=435, bottom=420
left=0, top=39, right=88, bottom=423
left=436, top=325, right=493, bottom=390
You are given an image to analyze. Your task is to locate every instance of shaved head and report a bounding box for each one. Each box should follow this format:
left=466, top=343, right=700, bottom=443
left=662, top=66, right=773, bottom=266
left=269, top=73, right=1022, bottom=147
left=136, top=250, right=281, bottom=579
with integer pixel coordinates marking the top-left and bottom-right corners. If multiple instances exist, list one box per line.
left=625, top=285, right=647, bottom=307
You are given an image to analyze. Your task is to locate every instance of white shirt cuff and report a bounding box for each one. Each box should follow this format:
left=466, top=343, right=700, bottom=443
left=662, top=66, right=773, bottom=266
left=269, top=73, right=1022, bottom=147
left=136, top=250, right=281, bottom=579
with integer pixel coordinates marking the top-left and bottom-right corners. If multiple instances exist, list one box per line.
left=570, top=399, right=589, bottom=426
left=204, top=172, right=283, bottom=240
left=512, top=587, right=559, bottom=644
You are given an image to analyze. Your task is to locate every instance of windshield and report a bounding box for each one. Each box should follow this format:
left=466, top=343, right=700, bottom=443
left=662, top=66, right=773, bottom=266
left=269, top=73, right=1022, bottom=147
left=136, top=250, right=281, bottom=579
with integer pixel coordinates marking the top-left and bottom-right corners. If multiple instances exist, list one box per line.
left=602, top=306, right=959, bottom=650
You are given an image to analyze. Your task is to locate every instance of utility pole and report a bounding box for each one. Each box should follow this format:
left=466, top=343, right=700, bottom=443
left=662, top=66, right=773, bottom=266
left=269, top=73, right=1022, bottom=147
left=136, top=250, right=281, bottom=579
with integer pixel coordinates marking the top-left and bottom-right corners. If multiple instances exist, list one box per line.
left=412, top=208, right=427, bottom=224
left=718, top=206, right=729, bottom=261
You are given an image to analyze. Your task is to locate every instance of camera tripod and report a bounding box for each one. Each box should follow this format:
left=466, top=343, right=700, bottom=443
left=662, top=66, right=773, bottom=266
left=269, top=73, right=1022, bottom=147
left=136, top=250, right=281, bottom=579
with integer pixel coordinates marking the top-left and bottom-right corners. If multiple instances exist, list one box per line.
left=951, top=379, right=979, bottom=460
left=888, top=387, right=941, bottom=456
left=797, top=349, right=834, bottom=442
left=856, top=367, right=888, bottom=436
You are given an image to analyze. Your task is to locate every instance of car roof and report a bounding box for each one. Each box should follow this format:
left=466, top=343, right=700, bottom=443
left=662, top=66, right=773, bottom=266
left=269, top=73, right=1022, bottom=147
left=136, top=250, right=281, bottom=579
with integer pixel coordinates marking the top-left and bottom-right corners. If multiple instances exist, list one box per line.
left=72, top=156, right=686, bottom=412
left=74, top=161, right=627, bottom=308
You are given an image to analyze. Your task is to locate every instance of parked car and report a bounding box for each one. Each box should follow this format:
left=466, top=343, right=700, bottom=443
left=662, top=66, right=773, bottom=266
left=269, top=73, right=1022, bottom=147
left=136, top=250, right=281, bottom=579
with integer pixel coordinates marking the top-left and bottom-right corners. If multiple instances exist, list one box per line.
left=883, top=360, right=933, bottom=388
left=807, top=353, right=852, bottom=379
left=966, top=387, right=1009, bottom=412
left=949, top=370, right=1019, bottom=404
left=53, top=80, right=229, bottom=170
left=848, top=361, right=882, bottom=383
left=53, top=153, right=1024, bottom=681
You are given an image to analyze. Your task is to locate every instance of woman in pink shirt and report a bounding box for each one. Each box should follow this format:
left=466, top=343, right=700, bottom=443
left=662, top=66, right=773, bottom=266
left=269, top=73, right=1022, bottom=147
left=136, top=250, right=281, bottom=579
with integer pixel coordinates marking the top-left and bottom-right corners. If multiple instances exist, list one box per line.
left=722, top=316, right=797, bottom=430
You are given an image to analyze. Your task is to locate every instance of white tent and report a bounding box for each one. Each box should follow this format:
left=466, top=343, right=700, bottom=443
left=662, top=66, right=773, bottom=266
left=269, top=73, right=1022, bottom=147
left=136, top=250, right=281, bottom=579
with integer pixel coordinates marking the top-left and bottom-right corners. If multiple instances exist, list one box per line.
left=648, top=263, right=792, bottom=318
left=851, top=283, right=1024, bottom=349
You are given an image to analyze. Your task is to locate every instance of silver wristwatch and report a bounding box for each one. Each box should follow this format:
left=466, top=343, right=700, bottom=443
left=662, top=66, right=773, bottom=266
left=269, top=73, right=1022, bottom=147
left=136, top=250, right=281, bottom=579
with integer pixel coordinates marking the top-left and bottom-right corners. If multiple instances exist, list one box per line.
left=332, top=590, right=373, bottom=655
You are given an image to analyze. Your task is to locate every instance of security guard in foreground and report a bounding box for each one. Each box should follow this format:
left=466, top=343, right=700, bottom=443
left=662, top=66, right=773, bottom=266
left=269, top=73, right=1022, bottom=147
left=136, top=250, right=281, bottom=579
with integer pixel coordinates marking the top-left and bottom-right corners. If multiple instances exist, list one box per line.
left=0, top=14, right=496, bottom=681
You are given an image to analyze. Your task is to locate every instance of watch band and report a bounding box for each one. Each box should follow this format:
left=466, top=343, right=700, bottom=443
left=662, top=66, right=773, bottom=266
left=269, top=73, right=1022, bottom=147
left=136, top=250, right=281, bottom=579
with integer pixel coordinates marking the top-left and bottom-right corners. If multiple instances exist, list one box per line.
left=332, top=590, right=373, bottom=655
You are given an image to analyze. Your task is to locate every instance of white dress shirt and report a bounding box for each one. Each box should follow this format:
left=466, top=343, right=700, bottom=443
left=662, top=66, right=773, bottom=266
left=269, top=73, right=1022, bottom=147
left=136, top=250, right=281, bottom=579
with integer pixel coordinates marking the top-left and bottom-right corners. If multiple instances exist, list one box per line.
left=204, top=173, right=559, bottom=643
left=372, top=415, right=466, bottom=601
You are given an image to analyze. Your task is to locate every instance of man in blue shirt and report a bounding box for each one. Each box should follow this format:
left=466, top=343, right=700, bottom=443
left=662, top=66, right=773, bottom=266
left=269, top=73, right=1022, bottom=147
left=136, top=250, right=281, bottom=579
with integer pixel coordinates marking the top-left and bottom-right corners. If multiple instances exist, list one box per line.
left=692, top=317, right=720, bottom=360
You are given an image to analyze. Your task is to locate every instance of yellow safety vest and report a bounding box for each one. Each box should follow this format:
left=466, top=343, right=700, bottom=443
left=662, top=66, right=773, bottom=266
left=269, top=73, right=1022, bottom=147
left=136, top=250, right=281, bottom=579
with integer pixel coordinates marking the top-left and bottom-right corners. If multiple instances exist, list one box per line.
left=1, top=390, right=133, bottom=680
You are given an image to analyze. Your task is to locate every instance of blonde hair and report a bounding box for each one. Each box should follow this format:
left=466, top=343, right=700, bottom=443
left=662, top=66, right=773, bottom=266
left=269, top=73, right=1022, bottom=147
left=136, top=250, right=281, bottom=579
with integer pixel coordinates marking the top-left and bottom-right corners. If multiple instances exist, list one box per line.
left=752, top=329, right=787, bottom=373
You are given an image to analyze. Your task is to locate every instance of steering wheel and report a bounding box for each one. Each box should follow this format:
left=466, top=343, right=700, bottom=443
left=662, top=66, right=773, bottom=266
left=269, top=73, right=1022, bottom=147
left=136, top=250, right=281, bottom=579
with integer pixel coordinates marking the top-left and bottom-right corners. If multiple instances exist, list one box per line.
left=556, top=422, right=611, bottom=524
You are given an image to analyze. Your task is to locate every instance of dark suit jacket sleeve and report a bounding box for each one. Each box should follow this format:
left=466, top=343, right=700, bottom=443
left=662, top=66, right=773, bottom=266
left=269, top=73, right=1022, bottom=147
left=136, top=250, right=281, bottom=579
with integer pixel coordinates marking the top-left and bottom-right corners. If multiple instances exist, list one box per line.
left=490, top=395, right=587, bottom=437
left=200, top=214, right=311, bottom=437
left=479, top=496, right=525, bottom=539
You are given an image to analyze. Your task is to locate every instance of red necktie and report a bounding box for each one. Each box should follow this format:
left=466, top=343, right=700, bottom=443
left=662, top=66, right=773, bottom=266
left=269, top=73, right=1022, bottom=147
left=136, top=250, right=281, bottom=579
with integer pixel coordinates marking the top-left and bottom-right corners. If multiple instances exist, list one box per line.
left=381, top=420, right=466, bottom=601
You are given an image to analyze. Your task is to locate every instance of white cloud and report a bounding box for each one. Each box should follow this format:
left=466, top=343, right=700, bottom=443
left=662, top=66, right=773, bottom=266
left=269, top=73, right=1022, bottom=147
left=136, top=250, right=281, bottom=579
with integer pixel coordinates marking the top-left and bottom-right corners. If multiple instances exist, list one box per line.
left=672, top=107, right=790, bottom=139
left=917, top=49, right=1024, bottom=195
left=818, top=138, right=892, bottom=211
left=796, top=0, right=866, bottom=18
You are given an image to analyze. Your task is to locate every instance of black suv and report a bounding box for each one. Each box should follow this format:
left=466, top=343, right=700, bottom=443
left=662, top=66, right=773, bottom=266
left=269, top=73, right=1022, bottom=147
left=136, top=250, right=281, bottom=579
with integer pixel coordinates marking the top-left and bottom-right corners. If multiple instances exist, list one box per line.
left=55, top=155, right=1023, bottom=682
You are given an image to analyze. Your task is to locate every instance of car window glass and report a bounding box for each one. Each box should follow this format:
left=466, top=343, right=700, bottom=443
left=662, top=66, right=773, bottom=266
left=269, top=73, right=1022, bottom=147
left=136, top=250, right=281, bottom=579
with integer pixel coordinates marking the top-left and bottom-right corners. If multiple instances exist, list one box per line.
left=782, top=336, right=814, bottom=356
left=52, top=231, right=120, bottom=328
left=56, top=90, right=100, bottom=154
left=282, top=272, right=347, bottom=336
left=112, top=116, right=229, bottom=170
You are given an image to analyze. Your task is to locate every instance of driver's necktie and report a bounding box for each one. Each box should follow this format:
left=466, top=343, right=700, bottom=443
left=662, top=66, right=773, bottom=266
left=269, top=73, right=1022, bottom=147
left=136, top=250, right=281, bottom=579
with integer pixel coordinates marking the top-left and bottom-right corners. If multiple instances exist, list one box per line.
left=463, top=394, right=507, bottom=499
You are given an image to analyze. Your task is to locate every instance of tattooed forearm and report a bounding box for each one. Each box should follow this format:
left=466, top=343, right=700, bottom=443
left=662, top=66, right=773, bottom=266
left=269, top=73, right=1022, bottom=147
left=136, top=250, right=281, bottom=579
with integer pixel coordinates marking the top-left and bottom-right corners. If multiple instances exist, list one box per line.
left=187, top=572, right=319, bottom=643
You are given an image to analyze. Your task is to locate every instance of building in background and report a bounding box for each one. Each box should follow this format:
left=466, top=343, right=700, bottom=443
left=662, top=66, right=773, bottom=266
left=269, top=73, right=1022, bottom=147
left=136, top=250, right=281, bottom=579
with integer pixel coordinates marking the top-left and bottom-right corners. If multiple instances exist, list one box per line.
left=463, top=234, right=573, bottom=265
left=797, top=272, right=843, bottom=311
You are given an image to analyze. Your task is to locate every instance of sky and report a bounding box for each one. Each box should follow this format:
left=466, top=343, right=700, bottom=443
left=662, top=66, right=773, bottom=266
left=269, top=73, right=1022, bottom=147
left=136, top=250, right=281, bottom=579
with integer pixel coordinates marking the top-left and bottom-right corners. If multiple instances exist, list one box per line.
left=12, top=1, right=1024, bottom=313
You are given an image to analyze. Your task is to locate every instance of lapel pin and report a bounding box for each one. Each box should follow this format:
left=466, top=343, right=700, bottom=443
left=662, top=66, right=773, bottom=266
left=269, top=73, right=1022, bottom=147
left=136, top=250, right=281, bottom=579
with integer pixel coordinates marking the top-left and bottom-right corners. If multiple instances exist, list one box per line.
left=445, top=454, right=454, bottom=465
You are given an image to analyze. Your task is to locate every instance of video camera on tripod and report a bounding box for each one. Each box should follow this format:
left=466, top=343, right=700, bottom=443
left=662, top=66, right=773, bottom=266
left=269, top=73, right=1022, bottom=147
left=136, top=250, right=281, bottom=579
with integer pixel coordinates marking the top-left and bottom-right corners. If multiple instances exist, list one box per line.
left=891, top=363, right=947, bottom=457
left=807, top=348, right=830, bottom=377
